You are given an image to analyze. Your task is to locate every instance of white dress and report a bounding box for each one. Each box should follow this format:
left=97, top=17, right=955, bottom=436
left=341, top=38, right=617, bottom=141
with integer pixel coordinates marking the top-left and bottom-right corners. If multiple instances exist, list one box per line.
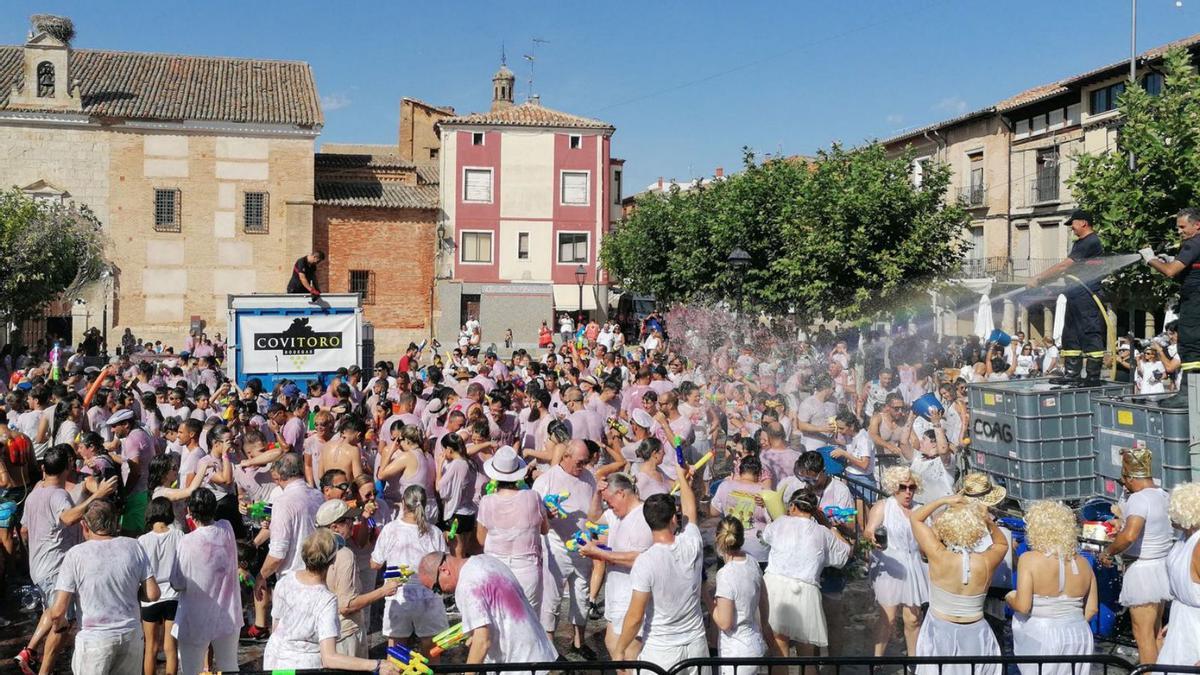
left=1010, top=555, right=1093, bottom=675
left=871, top=498, right=930, bottom=607
left=914, top=550, right=1001, bottom=675
left=1159, top=530, right=1200, bottom=665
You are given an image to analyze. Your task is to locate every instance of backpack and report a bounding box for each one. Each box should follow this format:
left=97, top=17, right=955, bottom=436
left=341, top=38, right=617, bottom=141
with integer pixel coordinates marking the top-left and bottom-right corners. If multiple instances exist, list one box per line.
left=6, top=433, right=31, bottom=467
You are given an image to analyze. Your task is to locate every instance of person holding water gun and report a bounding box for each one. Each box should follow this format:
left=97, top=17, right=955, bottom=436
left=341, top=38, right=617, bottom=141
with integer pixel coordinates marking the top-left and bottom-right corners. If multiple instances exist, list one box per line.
left=476, top=446, right=547, bottom=617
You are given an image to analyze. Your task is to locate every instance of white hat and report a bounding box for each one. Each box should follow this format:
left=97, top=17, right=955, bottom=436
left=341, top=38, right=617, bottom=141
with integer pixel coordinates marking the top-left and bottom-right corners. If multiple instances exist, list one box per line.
left=315, top=499, right=361, bottom=527
left=580, top=374, right=599, bottom=387
left=483, top=445, right=528, bottom=482
left=425, top=398, right=445, bottom=415
left=631, top=409, right=653, bottom=429
left=106, top=409, right=135, bottom=426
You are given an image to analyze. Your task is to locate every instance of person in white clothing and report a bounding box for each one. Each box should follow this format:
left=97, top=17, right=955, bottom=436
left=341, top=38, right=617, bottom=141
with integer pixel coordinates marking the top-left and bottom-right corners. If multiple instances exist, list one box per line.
left=1159, top=482, right=1200, bottom=665
left=137, top=497, right=183, bottom=675
left=1101, top=447, right=1174, bottom=664
left=761, top=489, right=852, bottom=658
left=255, top=453, right=324, bottom=597
left=47, top=500, right=160, bottom=675
left=1005, top=501, right=1097, bottom=675
left=171, top=489, right=242, bottom=675
left=371, top=485, right=449, bottom=652
left=418, top=551, right=557, bottom=671
left=616, top=465, right=705, bottom=674
left=709, top=516, right=772, bottom=675
left=864, top=466, right=928, bottom=657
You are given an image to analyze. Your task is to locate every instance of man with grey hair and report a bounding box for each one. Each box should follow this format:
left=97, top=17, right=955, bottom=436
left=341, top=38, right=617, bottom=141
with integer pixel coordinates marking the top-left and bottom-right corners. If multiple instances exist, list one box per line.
left=254, top=452, right=323, bottom=601
left=579, top=471, right=653, bottom=664
left=48, top=500, right=159, bottom=675
left=1144, top=207, right=1200, bottom=407
left=532, top=440, right=600, bottom=654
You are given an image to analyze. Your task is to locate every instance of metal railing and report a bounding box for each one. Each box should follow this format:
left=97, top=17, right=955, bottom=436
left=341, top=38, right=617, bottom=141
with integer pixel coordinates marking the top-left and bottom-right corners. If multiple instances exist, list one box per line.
left=958, top=184, right=987, bottom=207
left=1029, top=174, right=1060, bottom=204
left=957, top=256, right=1013, bottom=280
left=222, top=654, right=1135, bottom=675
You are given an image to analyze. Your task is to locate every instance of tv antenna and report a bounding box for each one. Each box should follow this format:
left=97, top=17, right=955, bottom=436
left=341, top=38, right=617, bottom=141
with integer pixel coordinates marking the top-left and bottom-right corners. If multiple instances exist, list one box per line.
left=523, top=37, right=550, bottom=101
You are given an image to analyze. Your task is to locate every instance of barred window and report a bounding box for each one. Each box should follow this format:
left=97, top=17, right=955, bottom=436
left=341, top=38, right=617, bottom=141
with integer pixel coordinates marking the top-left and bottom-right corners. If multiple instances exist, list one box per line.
left=243, top=192, right=269, bottom=233
left=349, top=270, right=374, bottom=304
left=154, top=189, right=180, bottom=232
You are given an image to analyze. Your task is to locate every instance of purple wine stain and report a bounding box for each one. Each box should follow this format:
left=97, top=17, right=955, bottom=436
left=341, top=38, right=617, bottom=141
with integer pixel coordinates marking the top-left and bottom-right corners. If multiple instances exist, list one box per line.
left=479, top=574, right=529, bottom=617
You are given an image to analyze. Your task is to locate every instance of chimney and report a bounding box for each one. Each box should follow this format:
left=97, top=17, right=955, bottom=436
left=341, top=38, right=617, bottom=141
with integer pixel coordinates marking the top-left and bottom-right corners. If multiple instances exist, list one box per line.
left=715, top=167, right=724, bottom=178
left=657, top=177, right=663, bottom=191
left=528, top=94, right=541, bottom=107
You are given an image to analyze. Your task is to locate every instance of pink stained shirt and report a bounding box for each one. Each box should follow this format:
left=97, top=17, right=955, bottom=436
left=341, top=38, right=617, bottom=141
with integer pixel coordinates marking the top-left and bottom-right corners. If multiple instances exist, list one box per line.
left=477, top=489, right=545, bottom=558
left=170, top=519, right=243, bottom=643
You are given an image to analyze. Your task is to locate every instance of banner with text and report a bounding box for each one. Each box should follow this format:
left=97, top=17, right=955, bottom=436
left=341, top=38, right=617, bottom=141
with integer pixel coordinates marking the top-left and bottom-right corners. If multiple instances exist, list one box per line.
left=239, top=313, right=357, bottom=374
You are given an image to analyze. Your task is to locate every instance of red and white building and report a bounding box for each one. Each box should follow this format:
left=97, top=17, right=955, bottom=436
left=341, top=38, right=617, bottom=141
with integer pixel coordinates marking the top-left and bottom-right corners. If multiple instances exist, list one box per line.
left=434, top=65, right=622, bottom=348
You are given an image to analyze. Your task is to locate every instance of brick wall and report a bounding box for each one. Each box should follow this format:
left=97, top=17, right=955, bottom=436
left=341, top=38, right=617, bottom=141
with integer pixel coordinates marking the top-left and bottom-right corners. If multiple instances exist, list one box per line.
left=314, top=204, right=438, bottom=358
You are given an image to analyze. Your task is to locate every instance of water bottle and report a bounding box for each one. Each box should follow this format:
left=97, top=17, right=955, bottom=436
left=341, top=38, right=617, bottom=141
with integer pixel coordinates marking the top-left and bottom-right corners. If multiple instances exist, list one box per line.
left=874, top=526, right=889, bottom=551
left=17, top=584, right=43, bottom=613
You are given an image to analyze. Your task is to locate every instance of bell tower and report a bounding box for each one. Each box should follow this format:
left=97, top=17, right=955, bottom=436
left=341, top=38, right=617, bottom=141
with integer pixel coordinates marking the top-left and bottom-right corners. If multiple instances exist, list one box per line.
left=491, top=56, right=515, bottom=112
left=10, top=14, right=82, bottom=111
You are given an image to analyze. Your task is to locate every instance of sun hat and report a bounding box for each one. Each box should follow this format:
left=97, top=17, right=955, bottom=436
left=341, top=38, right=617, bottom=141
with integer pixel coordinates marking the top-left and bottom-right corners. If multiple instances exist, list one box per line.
left=958, top=472, right=1006, bottom=506
left=631, top=409, right=653, bottom=429
left=483, top=445, right=528, bottom=482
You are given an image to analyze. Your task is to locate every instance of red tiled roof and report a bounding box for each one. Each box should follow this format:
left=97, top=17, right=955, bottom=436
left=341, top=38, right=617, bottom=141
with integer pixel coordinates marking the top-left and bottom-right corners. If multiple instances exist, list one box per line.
left=441, top=101, right=613, bottom=131
left=0, top=46, right=322, bottom=127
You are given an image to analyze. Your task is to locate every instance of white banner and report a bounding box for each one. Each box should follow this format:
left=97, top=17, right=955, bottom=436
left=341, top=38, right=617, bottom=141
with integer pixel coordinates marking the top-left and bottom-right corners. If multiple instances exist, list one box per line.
left=239, top=313, right=357, bottom=374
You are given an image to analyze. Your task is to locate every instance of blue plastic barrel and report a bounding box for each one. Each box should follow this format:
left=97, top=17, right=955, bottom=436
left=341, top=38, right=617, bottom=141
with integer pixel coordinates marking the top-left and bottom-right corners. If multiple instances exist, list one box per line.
left=817, top=446, right=846, bottom=476
left=988, top=329, right=1012, bottom=347
left=1079, top=550, right=1122, bottom=638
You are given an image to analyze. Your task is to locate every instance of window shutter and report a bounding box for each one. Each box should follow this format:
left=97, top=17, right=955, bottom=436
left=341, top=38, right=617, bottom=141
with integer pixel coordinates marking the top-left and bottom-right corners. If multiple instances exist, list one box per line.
left=465, top=170, right=491, bottom=202
left=562, top=172, right=588, bottom=204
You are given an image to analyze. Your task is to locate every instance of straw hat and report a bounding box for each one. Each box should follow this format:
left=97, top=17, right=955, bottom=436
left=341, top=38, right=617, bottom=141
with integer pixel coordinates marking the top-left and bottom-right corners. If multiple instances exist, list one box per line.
left=958, top=472, right=1006, bottom=507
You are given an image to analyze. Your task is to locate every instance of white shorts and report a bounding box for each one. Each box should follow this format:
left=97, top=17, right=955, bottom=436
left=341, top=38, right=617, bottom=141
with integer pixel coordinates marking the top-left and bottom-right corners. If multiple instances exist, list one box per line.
left=640, top=634, right=710, bottom=675
left=383, top=596, right=449, bottom=639
left=72, top=628, right=144, bottom=675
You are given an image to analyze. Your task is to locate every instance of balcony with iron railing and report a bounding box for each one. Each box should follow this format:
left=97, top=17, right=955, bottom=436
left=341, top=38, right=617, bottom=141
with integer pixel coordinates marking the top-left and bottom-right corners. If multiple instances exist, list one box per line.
left=957, top=257, right=1063, bottom=282
left=1029, top=173, right=1060, bottom=204
left=957, top=184, right=987, bottom=208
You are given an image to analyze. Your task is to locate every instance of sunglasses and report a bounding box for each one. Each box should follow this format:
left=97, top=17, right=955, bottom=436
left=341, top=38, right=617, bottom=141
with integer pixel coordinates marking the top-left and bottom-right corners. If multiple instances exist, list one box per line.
left=331, top=482, right=350, bottom=492
left=897, top=483, right=918, bottom=493
left=432, top=552, right=448, bottom=594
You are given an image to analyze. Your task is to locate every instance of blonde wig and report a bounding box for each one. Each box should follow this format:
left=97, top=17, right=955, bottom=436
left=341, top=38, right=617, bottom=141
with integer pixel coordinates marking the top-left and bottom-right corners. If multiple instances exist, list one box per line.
left=932, top=502, right=988, bottom=550
left=881, top=466, right=922, bottom=496
left=1169, top=482, right=1200, bottom=531
left=1023, top=500, right=1078, bottom=558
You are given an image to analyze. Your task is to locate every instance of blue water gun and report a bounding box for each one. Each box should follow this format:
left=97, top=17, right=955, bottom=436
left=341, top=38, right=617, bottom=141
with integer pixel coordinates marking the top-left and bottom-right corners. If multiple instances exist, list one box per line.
left=823, top=506, right=857, bottom=524
left=565, top=529, right=611, bottom=553
left=386, top=644, right=432, bottom=675
left=671, top=434, right=686, bottom=467
left=383, top=565, right=414, bottom=582
left=543, top=491, right=570, bottom=518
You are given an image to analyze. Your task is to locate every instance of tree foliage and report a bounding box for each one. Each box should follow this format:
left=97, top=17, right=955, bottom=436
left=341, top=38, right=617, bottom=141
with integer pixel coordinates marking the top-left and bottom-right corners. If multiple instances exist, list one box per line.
left=601, top=144, right=970, bottom=322
left=1069, top=48, right=1200, bottom=307
left=0, top=188, right=109, bottom=325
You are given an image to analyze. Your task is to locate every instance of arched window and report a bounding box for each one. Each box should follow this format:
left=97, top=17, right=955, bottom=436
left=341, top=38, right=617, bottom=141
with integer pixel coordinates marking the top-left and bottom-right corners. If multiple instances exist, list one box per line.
left=36, top=61, right=54, bottom=98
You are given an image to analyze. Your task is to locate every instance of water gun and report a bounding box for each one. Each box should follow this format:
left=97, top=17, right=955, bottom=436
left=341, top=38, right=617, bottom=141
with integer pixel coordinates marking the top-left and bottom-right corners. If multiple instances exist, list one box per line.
left=386, top=644, right=432, bottom=675
left=237, top=568, right=254, bottom=588
left=430, top=622, right=469, bottom=657
left=49, top=341, right=61, bottom=381
left=670, top=435, right=687, bottom=467
left=383, top=565, right=414, bottom=582
left=222, top=403, right=236, bottom=421
left=565, top=529, right=611, bottom=553
left=543, top=491, right=570, bottom=518
left=583, top=520, right=608, bottom=537
left=247, top=501, right=271, bottom=521
left=823, top=506, right=857, bottom=524
left=485, top=479, right=527, bottom=495
left=669, top=450, right=715, bottom=495
left=446, top=518, right=460, bottom=541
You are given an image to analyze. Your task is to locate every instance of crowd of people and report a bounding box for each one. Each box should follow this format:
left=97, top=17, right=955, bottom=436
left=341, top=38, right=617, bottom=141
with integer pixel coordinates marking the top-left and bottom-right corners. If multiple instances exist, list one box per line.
left=0, top=306, right=1199, bottom=675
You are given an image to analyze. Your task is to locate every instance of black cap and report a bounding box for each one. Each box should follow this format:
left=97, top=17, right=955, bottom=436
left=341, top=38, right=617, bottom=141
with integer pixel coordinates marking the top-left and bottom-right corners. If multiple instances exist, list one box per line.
left=1065, top=209, right=1092, bottom=225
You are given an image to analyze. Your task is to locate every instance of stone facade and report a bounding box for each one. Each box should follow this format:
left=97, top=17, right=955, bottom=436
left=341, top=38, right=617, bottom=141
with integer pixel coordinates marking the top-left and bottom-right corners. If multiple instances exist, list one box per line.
left=399, top=98, right=453, bottom=163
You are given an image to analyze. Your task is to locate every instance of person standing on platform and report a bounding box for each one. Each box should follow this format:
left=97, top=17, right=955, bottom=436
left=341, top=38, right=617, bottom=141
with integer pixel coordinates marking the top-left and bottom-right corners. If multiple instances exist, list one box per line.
left=1142, top=208, right=1200, bottom=407
left=1026, top=210, right=1105, bottom=385
left=287, top=251, right=325, bottom=302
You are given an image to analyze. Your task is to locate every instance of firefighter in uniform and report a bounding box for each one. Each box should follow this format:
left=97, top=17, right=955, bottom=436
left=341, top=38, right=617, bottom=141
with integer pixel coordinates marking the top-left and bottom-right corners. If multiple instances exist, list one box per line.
left=1142, top=207, right=1200, bottom=407
left=1026, top=209, right=1105, bottom=385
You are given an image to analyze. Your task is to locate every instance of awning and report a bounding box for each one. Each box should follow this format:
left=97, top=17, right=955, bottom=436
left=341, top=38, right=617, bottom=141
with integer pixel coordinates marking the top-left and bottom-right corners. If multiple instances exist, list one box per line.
left=553, top=284, right=598, bottom=311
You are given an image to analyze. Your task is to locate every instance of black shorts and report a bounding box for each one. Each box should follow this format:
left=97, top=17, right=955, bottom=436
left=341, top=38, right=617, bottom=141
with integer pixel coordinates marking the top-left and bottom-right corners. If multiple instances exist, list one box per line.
left=439, top=513, right=476, bottom=534
left=140, top=600, right=178, bottom=624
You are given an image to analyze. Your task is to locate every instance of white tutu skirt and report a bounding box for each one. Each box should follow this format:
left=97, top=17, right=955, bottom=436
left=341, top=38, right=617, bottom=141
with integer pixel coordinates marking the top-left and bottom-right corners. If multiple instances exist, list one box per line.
left=1119, top=558, right=1172, bottom=607
left=871, top=550, right=929, bottom=608
left=764, top=572, right=827, bottom=647
left=1159, top=602, right=1200, bottom=665
left=1011, top=614, right=1093, bottom=675
left=914, top=613, right=1000, bottom=675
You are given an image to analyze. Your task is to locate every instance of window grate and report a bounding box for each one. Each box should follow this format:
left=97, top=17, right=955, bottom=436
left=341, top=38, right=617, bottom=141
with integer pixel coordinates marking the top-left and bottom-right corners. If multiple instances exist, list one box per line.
left=154, top=188, right=180, bottom=232
left=244, top=192, right=269, bottom=233
left=349, top=270, right=374, bottom=304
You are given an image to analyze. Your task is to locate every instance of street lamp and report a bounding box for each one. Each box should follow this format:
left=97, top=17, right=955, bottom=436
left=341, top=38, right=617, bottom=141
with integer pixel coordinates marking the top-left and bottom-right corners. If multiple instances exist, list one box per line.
left=727, top=248, right=752, bottom=316
left=575, top=264, right=587, bottom=323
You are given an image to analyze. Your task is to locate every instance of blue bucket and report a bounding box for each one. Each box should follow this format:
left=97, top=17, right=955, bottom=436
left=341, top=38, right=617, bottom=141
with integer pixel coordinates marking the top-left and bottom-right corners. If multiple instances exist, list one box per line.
left=1080, top=499, right=1115, bottom=522
left=1080, top=550, right=1122, bottom=638
left=911, top=393, right=945, bottom=421
left=987, top=329, right=1012, bottom=347
left=817, top=446, right=846, bottom=476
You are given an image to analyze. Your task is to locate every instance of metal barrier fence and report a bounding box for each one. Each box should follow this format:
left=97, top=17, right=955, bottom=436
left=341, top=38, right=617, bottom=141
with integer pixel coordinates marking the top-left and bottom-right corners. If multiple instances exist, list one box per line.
left=1130, top=667, right=1200, bottom=675
left=219, top=654, right=1133, bottom=675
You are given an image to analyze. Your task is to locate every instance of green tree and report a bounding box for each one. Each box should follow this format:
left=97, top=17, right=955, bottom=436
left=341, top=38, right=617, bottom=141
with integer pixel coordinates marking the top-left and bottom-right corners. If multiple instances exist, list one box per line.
left=0, top=188, right=109, bottom=328
left=601, top=145, right=970, bottom=322
left=1069, top=48, right=1200, bottom=307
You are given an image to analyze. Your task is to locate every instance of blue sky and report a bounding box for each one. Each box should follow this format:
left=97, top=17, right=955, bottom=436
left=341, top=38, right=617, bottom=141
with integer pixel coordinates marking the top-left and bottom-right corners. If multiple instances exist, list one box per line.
left=4, top=1, right=1196, bottom=192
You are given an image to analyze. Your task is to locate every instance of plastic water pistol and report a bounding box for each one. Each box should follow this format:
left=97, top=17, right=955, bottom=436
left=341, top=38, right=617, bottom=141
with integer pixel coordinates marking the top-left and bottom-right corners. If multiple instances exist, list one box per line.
left=445, top=517, right=460, bottom=541
left=565, top=521, right=612, bottom=553
left=383, top=565, right=414, bottom=582
left=543, top=491, right=570, bottom=518
left=430, top=622, right=469, bottom=657
left=671, top=435, right=687, bottom=467
left=386, top=643, right=432, bottom=675
left=823, top=506, right=857, bottom=524
left=669, top=450, right=716, bottom=495
left=247, top=501, right=271, bottom=522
